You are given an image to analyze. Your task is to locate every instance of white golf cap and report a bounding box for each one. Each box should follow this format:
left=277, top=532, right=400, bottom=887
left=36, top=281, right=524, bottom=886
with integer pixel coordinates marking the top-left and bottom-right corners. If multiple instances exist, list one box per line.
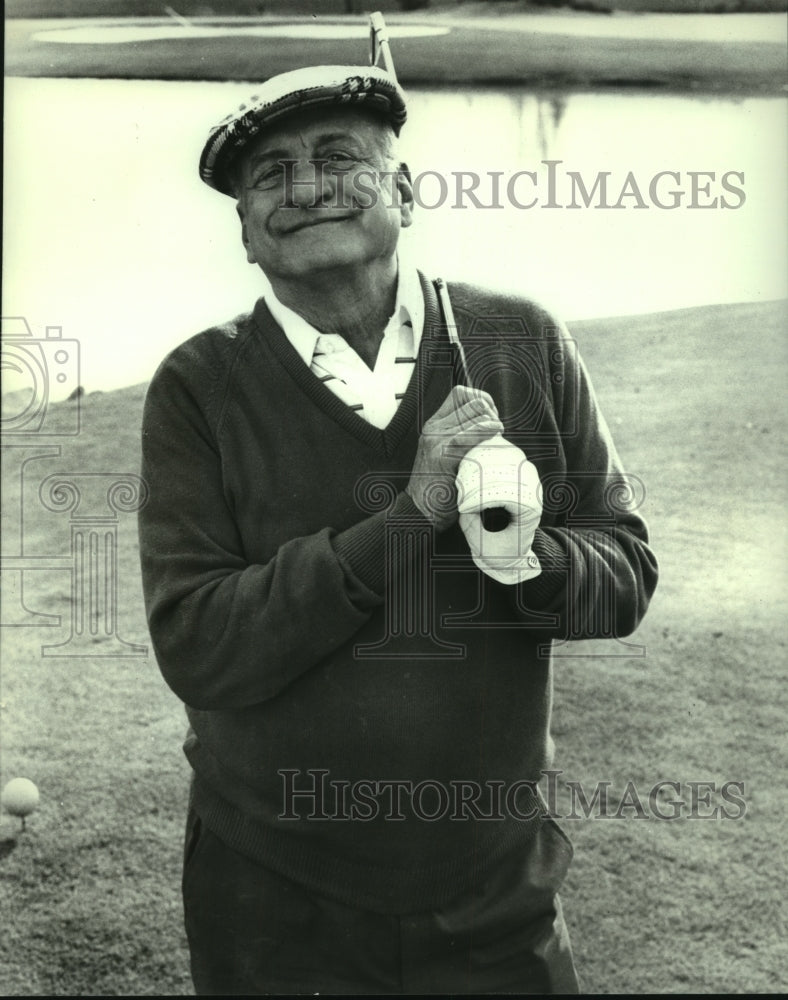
left=199, top=64, right=408, bottom=196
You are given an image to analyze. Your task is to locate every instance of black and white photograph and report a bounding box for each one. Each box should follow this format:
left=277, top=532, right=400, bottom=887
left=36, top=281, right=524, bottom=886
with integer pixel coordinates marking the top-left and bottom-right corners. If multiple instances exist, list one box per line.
left=2, top=0, right=786, bottom=994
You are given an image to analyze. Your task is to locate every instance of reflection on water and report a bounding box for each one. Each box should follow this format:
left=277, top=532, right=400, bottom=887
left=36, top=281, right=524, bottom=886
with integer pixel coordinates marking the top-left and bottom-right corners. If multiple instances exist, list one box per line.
left=3, top=78, right=786, bottom=395
left=399, top=87, right=785, bottom=324
left=536, top=97, right=567, bottom=161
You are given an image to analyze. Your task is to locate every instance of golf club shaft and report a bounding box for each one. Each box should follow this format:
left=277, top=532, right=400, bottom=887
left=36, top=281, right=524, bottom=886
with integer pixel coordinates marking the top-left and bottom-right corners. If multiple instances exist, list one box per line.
left=435, top=277, right=472, bottom=388
left=369, top=12, right=397, bottom=80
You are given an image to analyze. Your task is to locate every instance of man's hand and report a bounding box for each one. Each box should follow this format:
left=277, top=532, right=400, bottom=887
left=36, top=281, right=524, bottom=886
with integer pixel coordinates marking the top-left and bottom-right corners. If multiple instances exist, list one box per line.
left=407, top=386, right=504, bottom=532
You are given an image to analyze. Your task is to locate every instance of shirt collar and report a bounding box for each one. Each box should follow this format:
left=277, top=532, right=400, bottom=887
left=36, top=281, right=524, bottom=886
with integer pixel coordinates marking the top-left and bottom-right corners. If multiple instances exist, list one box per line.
left=263, top=262, right=424, bottom=368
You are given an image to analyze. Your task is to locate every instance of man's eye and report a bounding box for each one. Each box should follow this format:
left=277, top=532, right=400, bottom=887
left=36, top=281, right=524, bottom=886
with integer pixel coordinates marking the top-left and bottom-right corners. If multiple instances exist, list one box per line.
left=251, top=164, right=284, bottom=189
left=324, top=152, right=357, bottom=169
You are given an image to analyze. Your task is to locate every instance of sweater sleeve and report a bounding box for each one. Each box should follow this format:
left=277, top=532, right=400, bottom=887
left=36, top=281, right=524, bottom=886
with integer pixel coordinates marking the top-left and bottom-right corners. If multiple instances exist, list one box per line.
left=138, top=337, right=425, bottom=712
left=509, top=319, right=658, bottom=639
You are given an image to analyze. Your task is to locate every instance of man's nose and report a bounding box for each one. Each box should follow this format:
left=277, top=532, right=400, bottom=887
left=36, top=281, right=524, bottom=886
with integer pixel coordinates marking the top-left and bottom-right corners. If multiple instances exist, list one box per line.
left=282, top=158, right=335, bottom=209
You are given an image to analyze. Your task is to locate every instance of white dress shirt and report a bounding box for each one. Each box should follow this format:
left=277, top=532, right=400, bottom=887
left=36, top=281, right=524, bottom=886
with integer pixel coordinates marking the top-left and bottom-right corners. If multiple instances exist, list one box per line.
left=263, top=266, right=424, bottom=429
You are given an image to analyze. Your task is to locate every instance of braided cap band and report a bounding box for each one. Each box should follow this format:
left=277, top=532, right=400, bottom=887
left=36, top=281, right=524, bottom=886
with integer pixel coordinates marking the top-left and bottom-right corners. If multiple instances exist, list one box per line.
left=199, top=65, right=408, bottom=196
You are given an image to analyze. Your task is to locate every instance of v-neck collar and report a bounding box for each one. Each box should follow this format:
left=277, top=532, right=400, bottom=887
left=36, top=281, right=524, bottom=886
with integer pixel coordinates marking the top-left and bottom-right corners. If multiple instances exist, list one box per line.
left=252, top=271, right=445, bottom=457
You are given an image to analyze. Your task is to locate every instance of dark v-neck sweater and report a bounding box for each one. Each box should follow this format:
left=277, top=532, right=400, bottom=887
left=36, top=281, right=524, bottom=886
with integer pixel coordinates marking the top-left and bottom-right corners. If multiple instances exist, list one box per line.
left=139, top=273, right=657, bottom=913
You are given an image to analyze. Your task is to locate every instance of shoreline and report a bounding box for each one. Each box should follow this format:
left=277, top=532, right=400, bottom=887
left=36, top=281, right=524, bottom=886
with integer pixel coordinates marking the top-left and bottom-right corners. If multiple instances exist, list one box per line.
left=5, top=10, right=787, bottom=91
left=5, top=298, right=784, bottom=404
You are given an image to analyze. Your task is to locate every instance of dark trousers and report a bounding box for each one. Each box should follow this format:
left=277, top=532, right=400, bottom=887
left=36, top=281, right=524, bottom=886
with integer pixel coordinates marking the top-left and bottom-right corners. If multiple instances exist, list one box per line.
left=182, top=811, right=580, bottom=995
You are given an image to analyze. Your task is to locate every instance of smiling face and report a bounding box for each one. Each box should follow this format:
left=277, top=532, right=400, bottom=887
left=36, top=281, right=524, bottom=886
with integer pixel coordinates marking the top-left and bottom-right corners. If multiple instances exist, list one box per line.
left=233, top=107, right=414, bottom=286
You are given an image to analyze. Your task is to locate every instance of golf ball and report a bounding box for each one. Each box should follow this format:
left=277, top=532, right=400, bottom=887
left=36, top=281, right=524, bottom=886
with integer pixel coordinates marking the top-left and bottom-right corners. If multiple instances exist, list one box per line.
left=1, top=777, right=40, bottom=817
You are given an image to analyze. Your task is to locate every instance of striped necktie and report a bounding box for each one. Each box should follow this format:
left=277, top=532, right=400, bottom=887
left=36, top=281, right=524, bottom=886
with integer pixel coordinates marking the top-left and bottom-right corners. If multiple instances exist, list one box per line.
left=309, top=311, right=417, bottom=428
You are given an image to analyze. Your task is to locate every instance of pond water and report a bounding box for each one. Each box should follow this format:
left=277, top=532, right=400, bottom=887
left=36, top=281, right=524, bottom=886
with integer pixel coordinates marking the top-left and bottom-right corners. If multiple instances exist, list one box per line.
left=3, top=77, right=786, bottom=398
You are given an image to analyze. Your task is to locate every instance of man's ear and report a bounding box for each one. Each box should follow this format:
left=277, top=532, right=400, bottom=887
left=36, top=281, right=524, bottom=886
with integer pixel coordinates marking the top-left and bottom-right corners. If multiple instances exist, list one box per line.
left=396, top=161, right=415, bottom=229
left=236, top=201, right=256, bottom=264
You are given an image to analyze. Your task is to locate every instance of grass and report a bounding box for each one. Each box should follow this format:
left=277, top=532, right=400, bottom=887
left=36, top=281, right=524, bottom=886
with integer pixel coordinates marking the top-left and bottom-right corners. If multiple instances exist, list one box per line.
left=1, top=298, right=787, bottom=994
left=5, top=0, right=788, bottom=16
left=549, top=300, right=788, bottom=994
left=5, top=3, right=787, bottom=91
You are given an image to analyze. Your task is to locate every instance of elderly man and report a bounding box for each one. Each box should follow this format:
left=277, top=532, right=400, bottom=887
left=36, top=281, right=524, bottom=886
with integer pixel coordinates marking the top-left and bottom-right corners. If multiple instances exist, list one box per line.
left=139, top=63, right=657, bottom=995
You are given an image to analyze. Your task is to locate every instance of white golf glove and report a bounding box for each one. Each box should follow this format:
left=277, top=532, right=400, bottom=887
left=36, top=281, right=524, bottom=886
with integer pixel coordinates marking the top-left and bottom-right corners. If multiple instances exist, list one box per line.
left=456, top=434, right=542, bottom=584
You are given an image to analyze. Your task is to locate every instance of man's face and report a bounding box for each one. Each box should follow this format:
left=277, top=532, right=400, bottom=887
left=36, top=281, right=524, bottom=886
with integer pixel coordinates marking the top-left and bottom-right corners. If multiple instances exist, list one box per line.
left=234, top=108, right=414, bottom=283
